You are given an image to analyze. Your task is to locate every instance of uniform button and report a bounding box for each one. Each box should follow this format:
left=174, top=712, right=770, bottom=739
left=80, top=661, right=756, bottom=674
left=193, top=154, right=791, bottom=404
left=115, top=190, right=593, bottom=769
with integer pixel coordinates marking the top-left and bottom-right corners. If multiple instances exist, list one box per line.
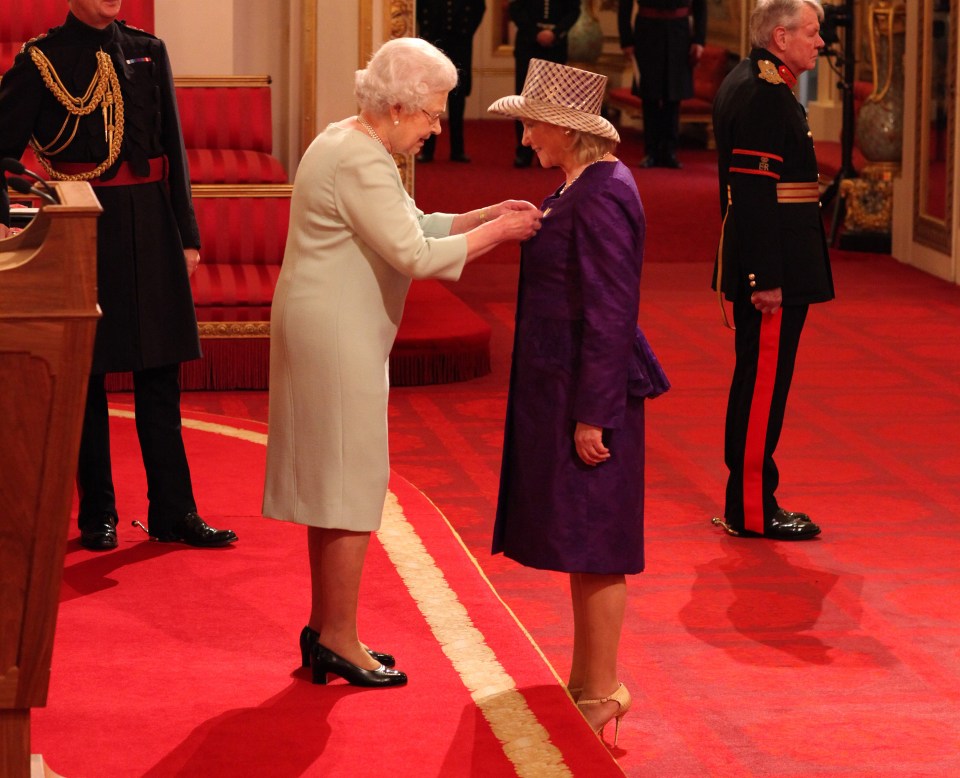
left=748, top=273, right=756, bottom=280
left=750, top=281, right=757, bottom=288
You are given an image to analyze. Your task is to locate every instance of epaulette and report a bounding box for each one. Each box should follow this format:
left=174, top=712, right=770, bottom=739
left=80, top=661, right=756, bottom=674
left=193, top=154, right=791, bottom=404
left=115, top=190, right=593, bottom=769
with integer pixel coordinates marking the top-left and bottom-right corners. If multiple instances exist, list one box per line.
left=757, top=59, right=796, bottom=90
left=117, top=20, right=158, bottom=39
left=19, top=31, right=49, bottom=55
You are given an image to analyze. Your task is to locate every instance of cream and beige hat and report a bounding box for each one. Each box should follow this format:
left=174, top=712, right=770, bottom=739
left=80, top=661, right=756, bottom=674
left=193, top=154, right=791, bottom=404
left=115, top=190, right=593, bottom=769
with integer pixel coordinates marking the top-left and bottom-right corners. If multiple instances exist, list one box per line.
left=488, top=58, right=619, bottom=143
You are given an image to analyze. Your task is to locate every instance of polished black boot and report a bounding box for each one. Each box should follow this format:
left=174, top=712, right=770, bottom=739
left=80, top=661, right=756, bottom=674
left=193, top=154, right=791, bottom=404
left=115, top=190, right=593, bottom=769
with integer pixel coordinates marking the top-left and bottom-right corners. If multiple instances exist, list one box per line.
left=299, top=625, right=395, bottom=668
left=310, top=642, right=407, bottom=687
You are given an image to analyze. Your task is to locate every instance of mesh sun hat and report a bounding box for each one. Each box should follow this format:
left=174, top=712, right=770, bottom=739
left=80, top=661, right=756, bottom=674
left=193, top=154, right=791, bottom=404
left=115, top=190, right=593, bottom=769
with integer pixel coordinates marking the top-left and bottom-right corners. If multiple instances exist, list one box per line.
left=488, top=58, right=619, bottom=143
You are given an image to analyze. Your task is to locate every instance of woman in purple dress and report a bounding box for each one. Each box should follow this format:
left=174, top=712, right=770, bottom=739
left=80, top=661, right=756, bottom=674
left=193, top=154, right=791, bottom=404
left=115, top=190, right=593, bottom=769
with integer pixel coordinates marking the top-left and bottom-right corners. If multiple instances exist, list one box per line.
left=489, top=59, right=668, bottom=746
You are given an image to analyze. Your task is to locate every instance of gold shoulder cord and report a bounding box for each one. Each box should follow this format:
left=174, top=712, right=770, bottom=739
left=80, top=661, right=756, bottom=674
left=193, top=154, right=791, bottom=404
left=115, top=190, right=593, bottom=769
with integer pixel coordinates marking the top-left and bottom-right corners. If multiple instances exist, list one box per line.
left=28, top=46, right=125, bottom=180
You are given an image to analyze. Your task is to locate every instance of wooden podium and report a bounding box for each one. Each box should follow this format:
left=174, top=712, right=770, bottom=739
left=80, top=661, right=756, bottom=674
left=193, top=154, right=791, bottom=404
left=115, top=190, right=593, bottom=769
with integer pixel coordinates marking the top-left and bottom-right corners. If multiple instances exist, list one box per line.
left=1, top=183, right=102, bottom=778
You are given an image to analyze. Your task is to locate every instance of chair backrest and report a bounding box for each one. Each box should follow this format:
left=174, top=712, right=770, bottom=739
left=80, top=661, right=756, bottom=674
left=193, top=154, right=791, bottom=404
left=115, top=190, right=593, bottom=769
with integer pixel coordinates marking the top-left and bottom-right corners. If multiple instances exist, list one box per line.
left=693, top=45, right=737, bottom=103
left=175, top=76, right=274, bottom=153
left=0, top=0, right=154, bottom=74
left=191, top=185, right=292, bottom=265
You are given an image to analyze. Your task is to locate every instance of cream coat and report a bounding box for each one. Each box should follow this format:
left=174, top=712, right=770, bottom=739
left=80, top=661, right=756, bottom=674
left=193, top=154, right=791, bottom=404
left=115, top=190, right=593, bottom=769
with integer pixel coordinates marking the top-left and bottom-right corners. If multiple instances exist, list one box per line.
left=262, top=125, right=468, bottom=529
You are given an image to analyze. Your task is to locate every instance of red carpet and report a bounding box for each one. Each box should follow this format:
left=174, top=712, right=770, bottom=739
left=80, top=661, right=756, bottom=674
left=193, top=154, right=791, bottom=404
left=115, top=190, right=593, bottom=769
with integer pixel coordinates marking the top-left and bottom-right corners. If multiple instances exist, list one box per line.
left=166, top=252, right=960, bottom=777
left=83, top=119, right=960, bottom=776
left=386, top=254, right=960, bottom=777
left=36, top=410, right=622, bottom=776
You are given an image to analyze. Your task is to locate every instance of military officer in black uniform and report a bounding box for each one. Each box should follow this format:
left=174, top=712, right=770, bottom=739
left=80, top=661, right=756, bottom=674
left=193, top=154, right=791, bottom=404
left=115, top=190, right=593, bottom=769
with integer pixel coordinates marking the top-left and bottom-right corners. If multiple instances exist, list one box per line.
left=619, top=0, right=707, bottom=168
left=508, top=0, right=581, bottom=167
left=0, top=0, right=237, bottom=550
left=416, top=0, right=486, bottom=163
left=711, top=0, right=832, bottom=540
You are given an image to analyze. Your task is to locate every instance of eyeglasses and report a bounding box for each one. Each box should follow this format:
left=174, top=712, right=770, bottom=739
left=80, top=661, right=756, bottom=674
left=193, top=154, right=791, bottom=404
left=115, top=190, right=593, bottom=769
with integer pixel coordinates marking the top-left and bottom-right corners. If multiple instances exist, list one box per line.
left=421, top=109, right=445, bottom=125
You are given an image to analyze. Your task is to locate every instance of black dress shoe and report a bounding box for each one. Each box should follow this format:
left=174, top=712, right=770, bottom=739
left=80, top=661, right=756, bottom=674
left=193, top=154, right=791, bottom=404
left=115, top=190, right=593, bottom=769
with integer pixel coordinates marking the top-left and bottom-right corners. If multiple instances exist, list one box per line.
left=712, top=510, right=821, bottom=540
left=764, top=509, right=821, bottom=539
left=311, top=642, right=407, bottom=687
left=299, top=625, right=395, bottom=669
left=638, top=156, right=659, bottom=168
left=151, top=512, right=238, bottom=547
left=79, top=513, right=118, bottom=551
left=662, top=154, right=683, bottom=169
left=777, top=508, right=813, bottom=523
left=450, top=152, right=471, bottom=163
left=415, top=152, right=433, bottom=163
left=713, top=508, right=820, bottom=540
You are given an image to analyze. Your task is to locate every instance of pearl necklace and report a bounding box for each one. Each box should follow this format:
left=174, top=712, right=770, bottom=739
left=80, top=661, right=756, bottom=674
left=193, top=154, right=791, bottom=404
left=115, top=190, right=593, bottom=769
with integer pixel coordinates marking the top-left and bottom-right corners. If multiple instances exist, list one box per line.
left=356, top=114, right=385, bottom=148
left=559, top=153, right=611, bottom=196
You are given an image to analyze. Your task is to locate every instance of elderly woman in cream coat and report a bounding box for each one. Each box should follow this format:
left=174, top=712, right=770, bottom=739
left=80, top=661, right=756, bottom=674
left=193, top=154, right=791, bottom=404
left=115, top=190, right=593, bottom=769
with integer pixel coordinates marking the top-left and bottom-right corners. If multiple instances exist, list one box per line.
left=263, top=37, right=541, bottom=689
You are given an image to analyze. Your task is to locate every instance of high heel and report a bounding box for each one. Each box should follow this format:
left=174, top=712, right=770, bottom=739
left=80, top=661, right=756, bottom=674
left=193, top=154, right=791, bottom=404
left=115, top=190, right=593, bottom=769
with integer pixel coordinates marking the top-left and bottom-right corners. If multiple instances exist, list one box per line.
left=310, top=642, right=407, bottom=687
left=300, top=625, right=395, bottom=668
left=577, top=683, right=632, bottom=746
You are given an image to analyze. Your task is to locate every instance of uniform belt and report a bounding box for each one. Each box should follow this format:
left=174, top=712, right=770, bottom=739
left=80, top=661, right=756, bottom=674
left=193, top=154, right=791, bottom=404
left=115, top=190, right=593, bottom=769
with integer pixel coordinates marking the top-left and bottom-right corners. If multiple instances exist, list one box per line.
left=637, top=8, right=691, bottom=20
left=725, top=182, right=820, bottom=204
left=51, top=157, right=166, bottom=187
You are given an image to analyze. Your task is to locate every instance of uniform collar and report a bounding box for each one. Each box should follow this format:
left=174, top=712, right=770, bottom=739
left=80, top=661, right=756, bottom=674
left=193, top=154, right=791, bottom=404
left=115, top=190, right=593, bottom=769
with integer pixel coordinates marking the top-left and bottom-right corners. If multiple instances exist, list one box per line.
left=65, top=11, right=119, bottom=45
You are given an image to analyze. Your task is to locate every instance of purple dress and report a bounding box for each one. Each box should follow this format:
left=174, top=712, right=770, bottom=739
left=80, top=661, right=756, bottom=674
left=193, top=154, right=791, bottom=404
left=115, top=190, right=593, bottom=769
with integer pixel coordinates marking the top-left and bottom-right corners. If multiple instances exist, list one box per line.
left=492, top=160, right=668, bottom=574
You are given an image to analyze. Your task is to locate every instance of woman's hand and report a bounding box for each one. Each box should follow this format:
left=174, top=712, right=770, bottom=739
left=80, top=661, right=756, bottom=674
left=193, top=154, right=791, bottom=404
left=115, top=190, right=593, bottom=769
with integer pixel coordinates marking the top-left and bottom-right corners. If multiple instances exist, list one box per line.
left=574, top=422, right=610, bottom=466
left=461, top=201, right=541, bottom=261
left=490, top=207, right=542, bottom=242
left=483, top=199, right=539, bottom=223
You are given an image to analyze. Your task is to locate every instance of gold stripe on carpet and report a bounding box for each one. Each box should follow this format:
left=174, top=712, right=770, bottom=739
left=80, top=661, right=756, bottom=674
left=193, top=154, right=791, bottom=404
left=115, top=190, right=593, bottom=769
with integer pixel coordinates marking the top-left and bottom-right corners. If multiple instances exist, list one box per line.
left=380, top=492, right=571, bottom=777
left=110, top=409, right=573, bottom=775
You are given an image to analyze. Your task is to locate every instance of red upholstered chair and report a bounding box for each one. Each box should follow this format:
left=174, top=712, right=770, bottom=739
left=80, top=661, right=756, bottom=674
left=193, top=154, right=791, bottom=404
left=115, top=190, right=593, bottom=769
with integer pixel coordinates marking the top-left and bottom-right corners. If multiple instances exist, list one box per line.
left=175, top=76, right=288, bottom=184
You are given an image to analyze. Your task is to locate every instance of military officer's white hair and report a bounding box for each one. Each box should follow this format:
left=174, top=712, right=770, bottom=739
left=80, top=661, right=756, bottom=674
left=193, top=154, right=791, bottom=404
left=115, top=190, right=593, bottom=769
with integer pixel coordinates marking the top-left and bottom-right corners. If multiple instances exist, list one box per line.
left=750, top=0, right=824, bottom=49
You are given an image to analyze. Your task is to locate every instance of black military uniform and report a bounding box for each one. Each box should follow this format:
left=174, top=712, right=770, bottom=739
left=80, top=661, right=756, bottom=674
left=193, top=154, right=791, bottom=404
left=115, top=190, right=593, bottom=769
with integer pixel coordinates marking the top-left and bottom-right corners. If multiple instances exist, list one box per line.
left=618, top=0, right=707, bottom=167
left=508, top=0, right=581, bottom=167
left=416, top=0, right=486, bottom=162
left=711, top=48, right=834, bottom=538
left=0, top=12, right=236, bottom=549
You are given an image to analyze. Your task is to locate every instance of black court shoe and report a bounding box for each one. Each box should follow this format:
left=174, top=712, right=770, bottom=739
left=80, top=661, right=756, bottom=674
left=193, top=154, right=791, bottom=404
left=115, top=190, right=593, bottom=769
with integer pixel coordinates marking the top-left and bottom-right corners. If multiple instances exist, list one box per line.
left=310, top=642, right=407, bottom=687
left=299, top=625, right=395, bottom=669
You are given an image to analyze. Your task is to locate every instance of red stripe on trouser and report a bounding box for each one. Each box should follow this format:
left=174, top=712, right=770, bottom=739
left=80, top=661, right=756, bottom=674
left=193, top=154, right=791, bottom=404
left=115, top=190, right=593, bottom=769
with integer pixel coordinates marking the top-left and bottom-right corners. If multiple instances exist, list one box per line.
left=742, top=311, right=781, bottom=534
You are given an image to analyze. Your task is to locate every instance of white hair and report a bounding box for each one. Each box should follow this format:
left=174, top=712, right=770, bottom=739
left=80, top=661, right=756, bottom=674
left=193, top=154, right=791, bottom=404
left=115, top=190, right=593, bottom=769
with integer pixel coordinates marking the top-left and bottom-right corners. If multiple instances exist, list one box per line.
left=355, top=37, right=458, bottom=115
left=750, top=0, right=824, bottom=49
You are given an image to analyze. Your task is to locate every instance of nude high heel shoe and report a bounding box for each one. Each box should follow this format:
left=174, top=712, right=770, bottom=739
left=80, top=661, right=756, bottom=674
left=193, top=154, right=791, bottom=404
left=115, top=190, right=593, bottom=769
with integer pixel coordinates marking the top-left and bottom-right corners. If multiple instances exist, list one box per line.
left=576, top=683, right=632, bottom=746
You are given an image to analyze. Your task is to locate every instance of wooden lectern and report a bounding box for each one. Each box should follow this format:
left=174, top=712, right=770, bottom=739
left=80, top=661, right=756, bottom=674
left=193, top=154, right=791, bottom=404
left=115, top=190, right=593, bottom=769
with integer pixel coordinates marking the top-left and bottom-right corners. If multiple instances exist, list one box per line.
left=1, top=183, right=102, bottom=778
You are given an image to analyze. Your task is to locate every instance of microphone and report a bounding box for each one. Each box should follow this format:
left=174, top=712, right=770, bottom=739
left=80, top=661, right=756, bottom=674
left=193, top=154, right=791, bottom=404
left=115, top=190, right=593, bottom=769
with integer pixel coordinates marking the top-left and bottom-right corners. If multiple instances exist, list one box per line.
left=7, top=175, right=59, bottom=206
left=1, top=157, right=60, bottom=203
